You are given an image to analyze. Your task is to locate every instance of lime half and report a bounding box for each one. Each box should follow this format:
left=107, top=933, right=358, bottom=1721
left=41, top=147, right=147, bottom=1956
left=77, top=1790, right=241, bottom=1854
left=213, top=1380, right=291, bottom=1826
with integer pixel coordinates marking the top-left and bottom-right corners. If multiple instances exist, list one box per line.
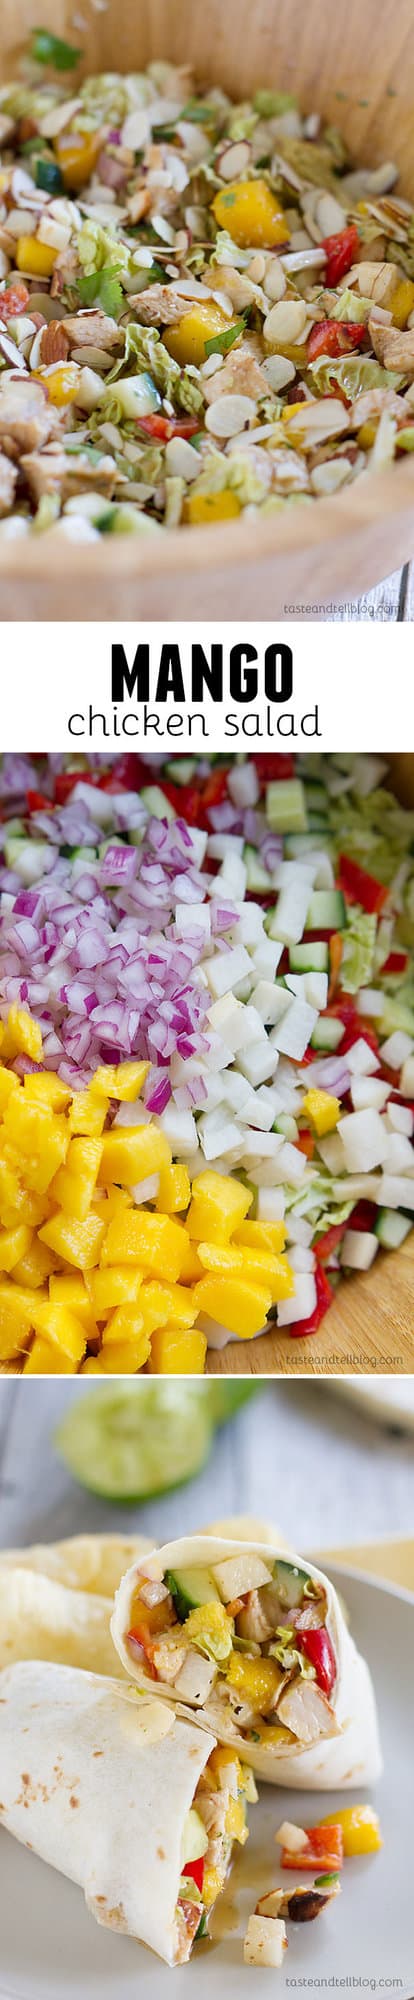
left=55, top=1383, right=213, bottom=1501
left=207, top=1382, right=259, bottom=1426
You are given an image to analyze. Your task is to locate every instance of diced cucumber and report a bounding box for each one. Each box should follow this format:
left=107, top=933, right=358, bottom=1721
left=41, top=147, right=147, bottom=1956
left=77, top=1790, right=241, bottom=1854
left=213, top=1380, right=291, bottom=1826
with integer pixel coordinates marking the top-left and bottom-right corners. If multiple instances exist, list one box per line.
left=311, top=1016, right=345, bottom=1051
left=308, top=812, right=330, bottom=832
left=376, top=996, right=414, bottom=1038
left=274, top=1114, right=298, bottom=1141
left=4, top=837, right=51, bottom=884
left=166, top=1565, right=220, bottom=1620
left=1, top=817, right=24, bottom=839
left=140, top=784, right=176, bottom=822
left=375, top=1208, right=412, bottom=1249
left=165, top=758, right=197, bottom=784
left=243, top=843, right=271, bottom=891
left=305, top=889, right=345, bottom=931
left=63, top=844, right=98, bottom=861
left=284, top=834, right=330, bottom=860
left=266, top=778, right=308, bottom=834
left=182, top=1809, right=209, bottom=1866
left=304, top=780, right=326, bottom=809
left=289, top=942, right=329, bottom=973
left=273, top=1559, right=310, bottom=1608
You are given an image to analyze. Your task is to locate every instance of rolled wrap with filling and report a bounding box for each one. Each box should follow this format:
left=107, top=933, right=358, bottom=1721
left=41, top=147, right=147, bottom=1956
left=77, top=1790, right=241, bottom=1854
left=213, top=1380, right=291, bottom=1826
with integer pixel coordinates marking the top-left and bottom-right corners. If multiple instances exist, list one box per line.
left=0, top=1660, right=254, bottom=1964
left=112, top=1536, right=382, bottom=1788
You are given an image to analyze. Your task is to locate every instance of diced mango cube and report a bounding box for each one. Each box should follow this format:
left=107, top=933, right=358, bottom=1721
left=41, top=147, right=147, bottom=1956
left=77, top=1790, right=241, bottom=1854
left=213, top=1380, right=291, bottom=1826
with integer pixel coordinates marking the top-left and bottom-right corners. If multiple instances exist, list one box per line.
left=24, top=1072, right=71, bottom=1110
left=226, top=1651, right=282, bottom=1707
left=17, top=236, right=57, bottom=277
left=0, top=1224, right=33, bottom=1272
left=140, top=1281, right=197, bottom=1332
left=149, top=1324, right=207, bottom=1374
left=235, top=1220, right=286, bottom=1254
left=187, top=1171, right=253, bottom=1244
left=194, top=1274, right=271, bottom=1338
left=225, top=1795, right=248, bottom=1843
left=68, top=1090, right=106, bottom=1136
left=98, top=1124, right=170, bottom=1185
left=302, top=1088, right=340, bottom=1136
left=0, top=1067, right=19, bottom=1110
left=90, top=1061, right=150, bottom=1101
left=185, top=491, right=241, bottom=526
left=102, top=1211, right=188, bottom=1280
left=39, top=1211, right=105, bottom=1270
left=52, top=1136, right=103, bottom=1219
left=98, top=1334, right=150, bottom=1373
left=212, top=179, right=289, bottom=249
left=49, top=1274, right=99, bottom=1337
left=31, top=1300, right=86, bottom=1364
left=3, top=1096, right=68, bottom=1191
left=165, top=303, right=239, bottom=368
left=102, top=1305, right=145, bottom=1345
left=155, top=1162, right=191, bottom=1213
left=391, top=278, right=414, bottom=328
left=24, top=1336, right=77, bottom=1375
left=87, top=1267, right=143, bottom=1315
left=12, top=1239, right=57, bottom=1289
left=1, top=1005, right=43, bottom=1061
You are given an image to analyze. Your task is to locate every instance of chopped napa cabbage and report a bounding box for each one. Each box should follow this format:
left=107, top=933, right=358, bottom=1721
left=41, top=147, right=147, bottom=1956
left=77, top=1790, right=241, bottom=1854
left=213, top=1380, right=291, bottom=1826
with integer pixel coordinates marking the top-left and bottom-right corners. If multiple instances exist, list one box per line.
left=341, top=908, right=377, bottom=995
left=108, top=324, right=204, bottom=412
left=307, top=355, right=405, bottom=400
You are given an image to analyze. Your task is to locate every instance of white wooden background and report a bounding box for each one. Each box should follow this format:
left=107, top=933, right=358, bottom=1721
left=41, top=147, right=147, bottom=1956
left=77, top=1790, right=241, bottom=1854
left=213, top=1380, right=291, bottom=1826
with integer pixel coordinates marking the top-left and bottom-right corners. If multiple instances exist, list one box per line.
left=334, top=566, right=413, bottom=620
left=1, top=1379, right=413, bottom=1555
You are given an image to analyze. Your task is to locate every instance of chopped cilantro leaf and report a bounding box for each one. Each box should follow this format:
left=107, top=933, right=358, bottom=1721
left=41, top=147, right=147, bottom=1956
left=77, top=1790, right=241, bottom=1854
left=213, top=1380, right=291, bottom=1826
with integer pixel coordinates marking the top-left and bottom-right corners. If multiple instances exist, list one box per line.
left=204, top=315, right=246, bottom=357
left=31, top=27, right=81, bottom=70
left=77, top=265, right=124, bottom=318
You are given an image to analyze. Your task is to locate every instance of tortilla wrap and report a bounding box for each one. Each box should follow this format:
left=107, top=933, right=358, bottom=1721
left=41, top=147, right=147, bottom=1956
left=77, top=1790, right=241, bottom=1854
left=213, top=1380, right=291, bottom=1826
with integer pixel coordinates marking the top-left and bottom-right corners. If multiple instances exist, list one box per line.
left=0, top=1532, right=152, bottom=1598
left=0, top=1660, right=217, bottom=1965
left=112, top=1535, right=382, bottom=1789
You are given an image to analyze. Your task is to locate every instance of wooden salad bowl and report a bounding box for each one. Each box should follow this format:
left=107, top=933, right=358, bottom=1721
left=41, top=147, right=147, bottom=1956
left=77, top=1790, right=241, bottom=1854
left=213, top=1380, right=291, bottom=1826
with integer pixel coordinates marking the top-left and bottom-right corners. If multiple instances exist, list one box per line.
left=1, top=0, right=414, bottom=618
left=208, top=752, right=414, bottom=1376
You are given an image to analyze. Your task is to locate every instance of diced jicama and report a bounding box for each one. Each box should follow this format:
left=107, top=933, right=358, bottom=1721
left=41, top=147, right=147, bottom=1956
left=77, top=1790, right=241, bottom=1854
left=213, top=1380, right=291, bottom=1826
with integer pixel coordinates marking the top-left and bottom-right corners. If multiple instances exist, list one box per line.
left=257, top=1188, right=286, bottom=1220
left=289, top=1245, right=315, bottom=1272
left=212, top=1554, right=272, bottom=1598
left=304, top=971, right=328, bottom=1010
left=207, top=833, right=244, bottom=859
left=341, top=1230, right=379, bottom=1270
left=331, top=1175, right=382, bottom=1202
left=272, top=1141, right=307, bottom=1186
left=338, top=1109, right=389, bottom=1173
left=252, top=980, right=291, bottom=1026
left=205, top=945, right=252, bottom=999
left=174, top=903, right=211, bottom=939
left=253, top=936, right=283, bottom=978
left=268, top=877, right=312, bottom=946
left=235, top=903, right=266, bottom=947
left=386, top=1102, right=413, bottom=1136
left=317, top=1133, right=349, bottom=1173
left=286, top=1215, right=313, bottom=1247
left=384, top=1133, right=414, bottom=1173
left=159, top=1106, right=197, bottom=1152
left=198, top=1110, right=242, bottom=1160
left=207, top=993, right=252, bottom=1053
left=278, top=1273, right=317, bottom=1324
left=401, top=1057, right=414, bottom=1097
left=380, top=1030, right=414, bottom=1068
left=209, top=854, right=247, bottom=900
left=346, top=1039, right=379, bottom=1076
left=198, top=1314, right=231, bottom=1349
left=378, top=1176, right=414, bottom=1209
left=271, top=998, right=318, bottom=1061
left=350, top=1077, right=391, bottom=1112
left=228, top=762, right=260, bottom=808
left=237, top=1040, right=279, bottom=1086
left=244, top=1915, right=287, bottom=1968
left=356, top=988, right=385, bottom=1017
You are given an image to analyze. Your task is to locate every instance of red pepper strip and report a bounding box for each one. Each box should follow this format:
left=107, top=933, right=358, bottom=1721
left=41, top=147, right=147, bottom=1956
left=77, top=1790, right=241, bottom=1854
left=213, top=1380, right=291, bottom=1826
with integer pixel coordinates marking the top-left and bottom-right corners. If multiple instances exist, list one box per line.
left=307, top=319, right=366, bottom=363
left=296, top=1129, right=315, bottom=1160
left=137, top=414, right=200, bottom=440
left=381, top=951, right=409, bottom=976
left=160, top=768, right=230, bottom=830
left=252, top=753, right=295, bottom=782
left=281, top=1825, right=344, bottom=1872
left=26, top=789, right=51, bottom=811
left=126, top=1626, right=158, bottom=1679
left=315, top=1221, right=348, bottom=1263
left=341, top=1021, right=379, bottom=1061
left=337, top=853, right=388, bottom=915
left=349, top=1198, right=377, bottom=1231
left=0, top=281, right=30, bottom=322
left=182, top=1857, right=205, bottom=1891
left=298, top=1626, right=337, bottom=1697
left=321, top=223, right=360, bottom=287
left=288, top=1263, right=333, bottom=1338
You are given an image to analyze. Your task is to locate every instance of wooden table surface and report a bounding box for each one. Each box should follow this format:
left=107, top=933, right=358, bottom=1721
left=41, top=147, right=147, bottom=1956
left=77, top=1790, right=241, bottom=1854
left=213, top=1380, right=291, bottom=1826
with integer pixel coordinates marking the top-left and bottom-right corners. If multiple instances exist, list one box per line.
left=1, top=1376, right=414, bottom=1556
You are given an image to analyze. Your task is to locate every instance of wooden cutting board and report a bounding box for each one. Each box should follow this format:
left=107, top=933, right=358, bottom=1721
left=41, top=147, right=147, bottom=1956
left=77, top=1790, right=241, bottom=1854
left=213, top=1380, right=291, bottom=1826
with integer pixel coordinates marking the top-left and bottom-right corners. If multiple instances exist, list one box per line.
left=206, top=1234, right=414, bottom=1376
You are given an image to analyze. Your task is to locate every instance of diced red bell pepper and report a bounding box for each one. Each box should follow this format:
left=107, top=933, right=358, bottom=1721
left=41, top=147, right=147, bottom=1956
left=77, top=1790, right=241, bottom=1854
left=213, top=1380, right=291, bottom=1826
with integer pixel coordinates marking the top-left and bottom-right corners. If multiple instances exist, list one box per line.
left=315, top=1221, right=348, bottom=1263
left=321, top=224, right=360, bottom=288
left=160, top=767, right=230, bottom=830
left=281, top=1824, right=344, bottom=1872
left=0, top=281, right=30, bottom=322
left=26, top=789, right=51, bottom=811
left=307, top=318, right=366, bottom=363
left=182, top=1856, right=205, bottom=1891
left=296, top=1129, right=315, bottom=1160
left=252, top=753, right=295, bottom=783
left=328, top=932, right=343, bottom=1000
left=337, top=853, right=388, bottom=915
left=298, top=1625, right=337, bottom=1697
left=380, top=951, right=409, bottom=976
left=126, top=1625, right=158, bottom=1679
left=137, top=414, right=200, bottom=441
left=288, top=1262, right=333, bottom=1338
left=349, top=1198, right=376, bottom=1231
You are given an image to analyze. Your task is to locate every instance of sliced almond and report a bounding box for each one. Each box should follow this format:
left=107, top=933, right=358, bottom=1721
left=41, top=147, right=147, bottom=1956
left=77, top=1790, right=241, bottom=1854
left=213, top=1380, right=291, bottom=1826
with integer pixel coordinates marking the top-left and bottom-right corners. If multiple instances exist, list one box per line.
left=263, top=258, right=286, bottom=302
left=263, top=354, right=296, bottom=391
left=205, top=393, right=256, bottom=437
left=285, top=397, right=349, bottom=447
left=165, top=436, right=200, bottom=480
left=40, top=97, right=82, bottom=140
left=263, top=299, right=308, bottom=346
left=121, top=107, right=152, bottom=149
left=315, top=192, right=347, bottom=237
left=216, top=140, right=252, bottom=181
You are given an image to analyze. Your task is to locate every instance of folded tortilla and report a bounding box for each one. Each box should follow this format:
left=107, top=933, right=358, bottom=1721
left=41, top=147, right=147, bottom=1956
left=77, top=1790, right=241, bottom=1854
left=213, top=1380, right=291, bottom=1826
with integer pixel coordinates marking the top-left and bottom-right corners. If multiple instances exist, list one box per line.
left=0, top=1532, right=152, bottom=1597
left=0, top=1660, right=229, bottom=1965
left=112, top=1535, right=381, bottom=1789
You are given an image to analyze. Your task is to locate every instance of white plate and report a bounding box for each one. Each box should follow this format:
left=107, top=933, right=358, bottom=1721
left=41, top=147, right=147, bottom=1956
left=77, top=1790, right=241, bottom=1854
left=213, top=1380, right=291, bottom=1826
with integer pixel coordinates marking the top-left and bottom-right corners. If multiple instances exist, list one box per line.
left=0, top=1567, right=411, bottom=2000
left=329, top=1377, right=414, bottom=1430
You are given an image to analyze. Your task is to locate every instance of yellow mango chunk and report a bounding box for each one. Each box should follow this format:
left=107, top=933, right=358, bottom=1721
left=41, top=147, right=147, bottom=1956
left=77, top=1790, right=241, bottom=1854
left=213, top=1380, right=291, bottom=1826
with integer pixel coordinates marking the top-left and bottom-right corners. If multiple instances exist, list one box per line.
left=149, top=1324, right=207, bottom=1374
left=197, top=1240, right=294, bottom=1301
left=49, top=1274, right=99, bottom=1338
left=68, top=1090, right=106, bottom=1136
left=52, top=1136, right=103, bottom=1219
left=140, top=1280, right=196, bottom=1332
left=302, top=1088, right=340, bottom=1136
left=185, top=491, right=241, bottom=526
left=0, top=1067, right=20, bottom=1109
left=102, top=1210, right=187, bottom=1280
left=227, top=1651, right=281, bottom=1708
left=155, top=1162, right=191, bottom=1213
left=320, top=1806, right=382, bottom=1856
left=391, top=278, right=414, bottom=328
left=33, top=363, right=80, bottom=407
left=165, top=302, right=239, bottom=369
left=24, top=1073, right=71, bottom=1110
left=187, top=1171, right=253, bottom=1244
left=12, top=1239, right=57, bottom=1289
left=202, top=1866, right=222, bottom=1908
left=3, top=1096, right=68, bottom=1192
left=24, top=1337, right=77, bottom=1375
left=54, top=129, right=102, bottom=190
left=212, top=178, right=289, bottom=249
left=235, top=1220, right=286, bottom=1254
left=225, top=1795, right=248, bottom=1844
left=17, top=236, right=57, bottom=276
left=39, top=1211, right=105, bottom=1271
left=194, top=1273, right=271, bottom=1337
left=87, top=1268, right=143, bottom=1314
left=31, top=1301, right=87, bottom=1364
left=102, top=1304, right=145, bottom=1345
left=98, top=1124, right=170, bottom=1185
left=1, top=1005, right=43, bottom=1061
left=98, top=1333, right=150, bottom=1373
left=90, top=1061, right=150, bottom=1101
left=0, top=1223, right=33, bottom=1272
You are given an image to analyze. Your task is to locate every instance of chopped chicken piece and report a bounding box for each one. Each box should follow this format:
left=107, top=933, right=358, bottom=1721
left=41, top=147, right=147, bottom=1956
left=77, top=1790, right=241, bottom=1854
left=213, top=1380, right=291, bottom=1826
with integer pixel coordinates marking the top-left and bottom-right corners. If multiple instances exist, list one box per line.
left=236, top=1588, right=275, bottom=1643
left=0, top=450, right=17, bottom=515
left=368, top=319, right=414, bottom=377
left=213, top=266, right=265, bottom=311
left=21, top=447, right=117, bottom=504
left=128, top=285, right=194, bottom=325
left=204, top=346, right=268, bottom=404
left=61, top=309, right=123, bottom=351
left=173, top=1649, right=217, bottom=1703
left=0, top=379, right=58, bottom=455
left=278, top=1680, right=337, bottom=1745
left=244, top=1914, right=287, bottom=1967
